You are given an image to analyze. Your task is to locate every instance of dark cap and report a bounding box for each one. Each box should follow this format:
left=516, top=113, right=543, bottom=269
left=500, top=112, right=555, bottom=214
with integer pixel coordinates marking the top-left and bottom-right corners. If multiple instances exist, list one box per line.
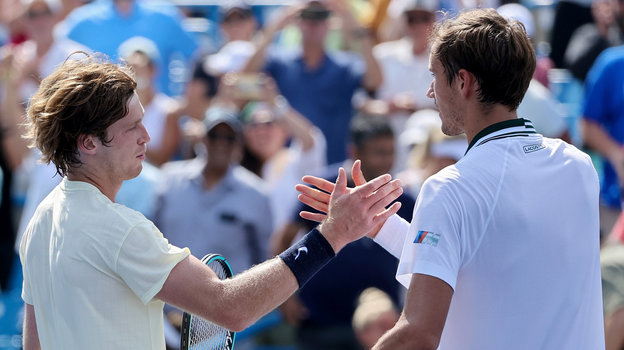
left=204, top=107, right=242, bottom=135
left=300, top=0, right=331, bottom=20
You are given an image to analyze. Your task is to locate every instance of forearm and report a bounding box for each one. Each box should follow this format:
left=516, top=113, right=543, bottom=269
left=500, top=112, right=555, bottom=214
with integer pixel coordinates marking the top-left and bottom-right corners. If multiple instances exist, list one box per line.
left=23, top=303, right=41, bottom=350
left=280, top=104, right=315, bottom=151
left=242, top=28, right=276, bottom=73
left=360, top=36, right=383, bottom=91
left=582, top=119, right=622, bottom=161
left=373, top=319, right=438, bottom=350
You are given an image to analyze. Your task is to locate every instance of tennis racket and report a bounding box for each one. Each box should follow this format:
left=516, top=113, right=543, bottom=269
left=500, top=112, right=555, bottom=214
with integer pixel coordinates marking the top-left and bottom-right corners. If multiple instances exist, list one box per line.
left=180, top=254, right=236, bottom=350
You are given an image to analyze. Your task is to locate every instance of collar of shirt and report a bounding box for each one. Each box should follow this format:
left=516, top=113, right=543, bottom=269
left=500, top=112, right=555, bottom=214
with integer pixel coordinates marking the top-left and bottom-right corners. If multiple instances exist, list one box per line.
left=189, top=159, right=238, bottom=192
left=465, top=118, right=537, bottom=155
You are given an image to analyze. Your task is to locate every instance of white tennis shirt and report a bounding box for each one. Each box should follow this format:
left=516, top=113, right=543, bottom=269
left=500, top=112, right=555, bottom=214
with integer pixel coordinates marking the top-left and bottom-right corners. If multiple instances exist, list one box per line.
left=376, top=119, right=605, bottom=349
left=20, top=178, right=189, bottom=349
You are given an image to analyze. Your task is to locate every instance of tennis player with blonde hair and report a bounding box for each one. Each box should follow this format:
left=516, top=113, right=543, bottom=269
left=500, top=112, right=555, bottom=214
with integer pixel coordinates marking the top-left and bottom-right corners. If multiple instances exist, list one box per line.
left=19, top=54, right=403, bottom=349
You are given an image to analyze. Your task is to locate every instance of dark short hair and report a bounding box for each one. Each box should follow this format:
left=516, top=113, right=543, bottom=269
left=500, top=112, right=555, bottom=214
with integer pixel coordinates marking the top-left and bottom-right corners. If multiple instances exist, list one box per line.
left=26, top=53, right=137, bottom=176
left=192, top=58, right=219, bottom=98
left=350, top=114, right=394, bottom=150
left=430, top=9, right=536, bottom=111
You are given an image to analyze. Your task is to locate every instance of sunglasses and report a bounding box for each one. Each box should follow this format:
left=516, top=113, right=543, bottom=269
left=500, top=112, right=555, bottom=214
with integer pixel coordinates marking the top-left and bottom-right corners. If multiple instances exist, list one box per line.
left=406, top=12, right=434, bottom=25
left=27, top=9, right=52, bottom=19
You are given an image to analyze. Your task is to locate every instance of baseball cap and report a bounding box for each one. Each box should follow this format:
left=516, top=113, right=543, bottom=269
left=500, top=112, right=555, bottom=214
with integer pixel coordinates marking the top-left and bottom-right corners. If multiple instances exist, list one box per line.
left=118, top=36, right=161, bottom=63
left=22, top=0, right=61, bottom=13
left=401, top=0, right=439, bottom=13
left=204, top=107, right=242, bottom=135
left=220, top=0, right=253, bottom=22
left=300, top=0, right=331, bottom=20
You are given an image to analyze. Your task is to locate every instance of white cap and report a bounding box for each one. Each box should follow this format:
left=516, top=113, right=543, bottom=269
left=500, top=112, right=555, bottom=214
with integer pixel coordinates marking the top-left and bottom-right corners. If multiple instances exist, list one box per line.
left=118, top=36, right=161, bottom=63
left=497, top=3, right=535, bottom=38
left=22, top=0, right=61, bottom=13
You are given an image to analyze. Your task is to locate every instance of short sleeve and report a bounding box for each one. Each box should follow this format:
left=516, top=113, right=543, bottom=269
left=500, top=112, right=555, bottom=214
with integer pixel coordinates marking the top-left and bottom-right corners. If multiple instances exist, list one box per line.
left=396, top=176, right=464, bottom=290
left=116, top=222, right=189, bottom=305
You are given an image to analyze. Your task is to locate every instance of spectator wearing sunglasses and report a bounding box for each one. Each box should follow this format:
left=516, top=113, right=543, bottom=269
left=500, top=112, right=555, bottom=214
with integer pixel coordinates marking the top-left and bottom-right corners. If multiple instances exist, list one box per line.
left=361, top=0, right=439, bottom=174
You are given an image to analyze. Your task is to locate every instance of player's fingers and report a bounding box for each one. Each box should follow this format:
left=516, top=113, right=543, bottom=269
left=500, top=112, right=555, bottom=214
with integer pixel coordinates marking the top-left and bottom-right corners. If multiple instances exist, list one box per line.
left=355, top=173, right=393, bottom=197
left=352, top=160, right=366, bottom=187
left=299, top=211, right=327, bottom=222
left=368, top=185, right=403, bottom=214
left=301, top=175, right=335, bottom=194
left=371, top=202, right=402, bottom=226
left=333, top=167, right=348, bottom=195
left=297, top=194, right=329, bottom=214
left=296, top=184, right=331, bottom=204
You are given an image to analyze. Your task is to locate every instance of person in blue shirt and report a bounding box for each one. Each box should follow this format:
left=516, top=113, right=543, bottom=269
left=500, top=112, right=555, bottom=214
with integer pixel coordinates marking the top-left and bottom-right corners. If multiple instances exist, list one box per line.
left=243, top=0, right=382, bottom=165
left=59, top=0, right=197, bottom=96
left=582, top=45, right=624, bottom=236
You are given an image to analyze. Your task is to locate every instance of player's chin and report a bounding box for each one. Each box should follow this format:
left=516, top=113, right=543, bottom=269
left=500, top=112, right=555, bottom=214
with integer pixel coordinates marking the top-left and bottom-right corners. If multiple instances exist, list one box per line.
left=125, top=163, right=143, bottom=180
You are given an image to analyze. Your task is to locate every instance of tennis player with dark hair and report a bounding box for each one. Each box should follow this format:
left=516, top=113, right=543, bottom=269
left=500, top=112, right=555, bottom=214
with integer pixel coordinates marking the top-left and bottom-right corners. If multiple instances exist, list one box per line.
left=297, top=8, right=605, bottom=349
left=18, top=54, right=403, bottom=349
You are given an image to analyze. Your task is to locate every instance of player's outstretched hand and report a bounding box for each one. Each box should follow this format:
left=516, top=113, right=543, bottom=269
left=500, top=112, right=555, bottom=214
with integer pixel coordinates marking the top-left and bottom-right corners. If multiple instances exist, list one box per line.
left=300, top=162, right=402, bottom=252
left=296, top=160, right=367, bottom=222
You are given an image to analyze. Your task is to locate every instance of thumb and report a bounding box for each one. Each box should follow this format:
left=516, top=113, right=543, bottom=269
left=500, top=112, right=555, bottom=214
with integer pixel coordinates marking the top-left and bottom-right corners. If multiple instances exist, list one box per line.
left=334, top=167, right=348, bottom=195
left=352, top=159, right=366, bottom=187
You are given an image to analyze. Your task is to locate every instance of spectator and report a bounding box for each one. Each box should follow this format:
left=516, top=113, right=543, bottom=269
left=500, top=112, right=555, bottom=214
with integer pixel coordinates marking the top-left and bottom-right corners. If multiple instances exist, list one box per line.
left=362, top=0, right=439, bottom=173
left=118, top=36, right=181, bottom=166
left=352, top=287, right=400, bottom=350
left=271, top=114, right=415, bottom=350
left=153, top=107, right=273, bottom=349
left=581, top=45, right=624, bottom=236
left=59, top=0, right=197, bottom=96
left=204, top=1, right=258, bottom=76
left=549, top=0, right=594, bottom=69
left=243, top=0, right=383, bottom=165
left=564, top=0, right=624, bottom=82
left=600, top=244, right=624, bottom=350
left=239, top=76, right=326, bottom=231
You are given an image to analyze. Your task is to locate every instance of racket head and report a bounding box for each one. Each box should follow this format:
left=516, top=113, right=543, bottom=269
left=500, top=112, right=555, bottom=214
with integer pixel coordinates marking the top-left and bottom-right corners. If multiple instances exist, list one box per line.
left=180, top=254, right=236, bottom=350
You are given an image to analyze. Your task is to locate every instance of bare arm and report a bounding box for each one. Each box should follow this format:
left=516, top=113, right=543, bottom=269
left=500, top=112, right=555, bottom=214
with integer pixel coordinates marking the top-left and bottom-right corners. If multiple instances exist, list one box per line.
left=582, top=119, right=624, bottom=184
left=242, top=6, right=302, bottom=74
left=0, top=48, right=30, bottom=170
left=157, top=168, right=403, bottom=331
left=372, top=274, right=453, bottom=350
left=328, top=0, right=382, bottom=91
left=23, top=303, right=41, bottom=350
left=605, top=307, right=624, bottom=350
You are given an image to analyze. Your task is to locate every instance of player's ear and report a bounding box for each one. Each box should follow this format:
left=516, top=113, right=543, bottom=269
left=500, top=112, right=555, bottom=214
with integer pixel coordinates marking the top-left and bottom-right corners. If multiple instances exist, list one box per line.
left=456, top=69, right=476, bottom=98
left=77, top=134, right=98, bottom=155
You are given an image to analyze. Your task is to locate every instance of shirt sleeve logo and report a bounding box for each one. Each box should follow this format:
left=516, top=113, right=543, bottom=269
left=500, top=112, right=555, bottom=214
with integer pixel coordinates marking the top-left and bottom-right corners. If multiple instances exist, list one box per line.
left=414, top=230, right=440, bottom=247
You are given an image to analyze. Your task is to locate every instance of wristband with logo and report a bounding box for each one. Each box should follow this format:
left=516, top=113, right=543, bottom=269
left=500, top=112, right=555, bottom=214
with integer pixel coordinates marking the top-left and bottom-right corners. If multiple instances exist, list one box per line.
left=279, top=228, right=336, bottom=287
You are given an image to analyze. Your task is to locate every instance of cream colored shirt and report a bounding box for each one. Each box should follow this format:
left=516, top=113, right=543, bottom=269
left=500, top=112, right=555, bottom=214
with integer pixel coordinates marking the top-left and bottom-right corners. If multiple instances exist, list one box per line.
left=20, top=178, right=189, bottom=349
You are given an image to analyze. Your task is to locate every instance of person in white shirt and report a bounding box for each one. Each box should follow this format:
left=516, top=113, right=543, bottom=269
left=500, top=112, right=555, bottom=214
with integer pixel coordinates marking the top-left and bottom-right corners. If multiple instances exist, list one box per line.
left=296, top=9, right=604, bottom=349
left=19, top=54, right=404, bottom=349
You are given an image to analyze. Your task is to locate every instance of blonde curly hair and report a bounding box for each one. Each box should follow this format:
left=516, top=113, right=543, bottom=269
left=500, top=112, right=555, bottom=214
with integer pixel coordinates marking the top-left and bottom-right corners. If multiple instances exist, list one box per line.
left=25, top=52, right=136, bottom=176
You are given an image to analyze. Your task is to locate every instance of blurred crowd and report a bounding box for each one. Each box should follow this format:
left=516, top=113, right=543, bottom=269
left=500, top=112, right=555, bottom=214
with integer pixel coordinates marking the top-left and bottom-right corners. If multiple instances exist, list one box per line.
left=1, top=0, right=624, bottom=349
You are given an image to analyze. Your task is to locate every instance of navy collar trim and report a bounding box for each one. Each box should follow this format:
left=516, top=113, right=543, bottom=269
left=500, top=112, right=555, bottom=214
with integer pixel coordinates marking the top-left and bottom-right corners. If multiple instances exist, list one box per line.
left=465, top=118, right=537, bottom=154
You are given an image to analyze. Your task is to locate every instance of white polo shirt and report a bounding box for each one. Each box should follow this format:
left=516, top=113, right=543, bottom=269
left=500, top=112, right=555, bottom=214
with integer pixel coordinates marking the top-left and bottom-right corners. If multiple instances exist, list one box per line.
left=376, top=119, right=604, bottom=349
left=20, top=178, right=190, bottom=349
